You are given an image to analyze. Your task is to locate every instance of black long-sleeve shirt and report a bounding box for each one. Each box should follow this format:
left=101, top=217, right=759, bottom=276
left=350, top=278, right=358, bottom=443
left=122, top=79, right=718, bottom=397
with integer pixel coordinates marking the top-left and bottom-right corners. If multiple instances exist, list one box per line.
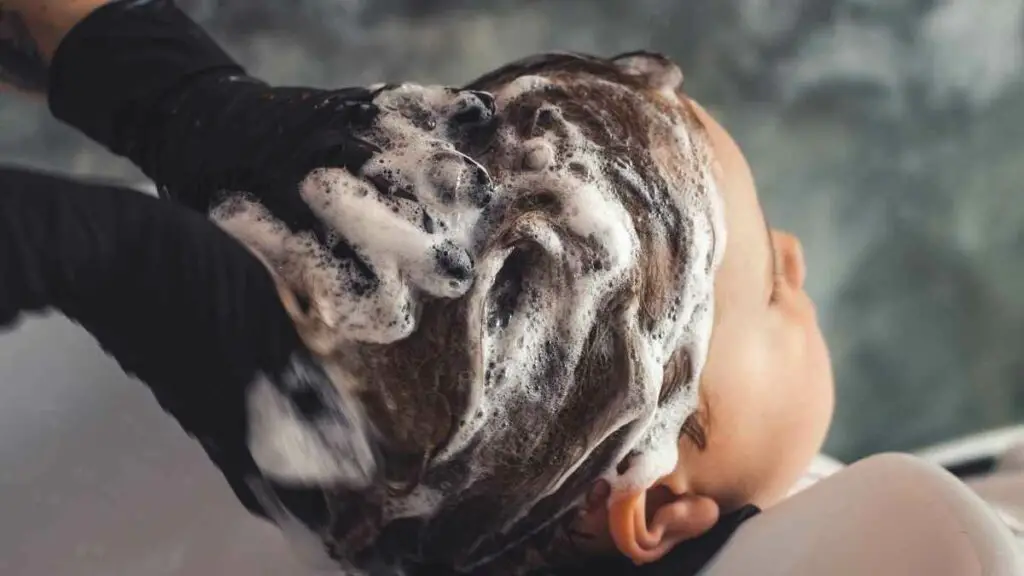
left=0, top=166, right=300, bottom=516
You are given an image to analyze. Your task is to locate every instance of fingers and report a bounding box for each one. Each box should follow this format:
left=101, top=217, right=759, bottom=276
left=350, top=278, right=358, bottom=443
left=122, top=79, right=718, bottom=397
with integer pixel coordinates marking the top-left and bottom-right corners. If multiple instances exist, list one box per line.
left=445, top=89, right=498, bottom=153
left=212, top=194, right=418, bottom=347
left=371, top=84, right=496, bottom=132
left=368, top=84, right=497, bottom=161
left=303, top=130, right=380, bottom=175
left=310, top=84, right=498, bottom=301
left=360, top=143, right=494, bottom=210
left=300, top=168, right=474, bottom=300
left=214, top=84, right=501, bottom=349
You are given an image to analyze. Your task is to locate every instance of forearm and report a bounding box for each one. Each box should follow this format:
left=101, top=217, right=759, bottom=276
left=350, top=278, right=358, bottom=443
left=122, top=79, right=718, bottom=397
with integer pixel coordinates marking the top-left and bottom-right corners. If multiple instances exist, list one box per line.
left=0, top=166, right=393, bottom=522
left=43, top=0, right=280, bottom=211
left=0, top=0, right=108, bottom=91
left=0, top=166, right=302, bottom=383
left=45, top=0, right=381, bottom=221
left=0, top=166, right=383, bottom=520
left=2, top=0, right=320, bottom=216
left=3, top=0, right=274, bottom=207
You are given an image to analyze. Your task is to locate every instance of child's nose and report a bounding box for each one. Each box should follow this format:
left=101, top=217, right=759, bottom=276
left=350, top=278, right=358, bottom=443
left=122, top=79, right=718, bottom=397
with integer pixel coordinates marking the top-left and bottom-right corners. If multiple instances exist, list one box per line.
left=773, top=230, right=806, bottom=290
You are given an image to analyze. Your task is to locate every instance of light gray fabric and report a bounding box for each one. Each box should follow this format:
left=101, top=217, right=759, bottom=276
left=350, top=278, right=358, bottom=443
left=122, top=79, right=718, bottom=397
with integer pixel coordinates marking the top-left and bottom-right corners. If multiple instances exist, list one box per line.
left=969, top=471, right=1024, bottom=549
left=700, top=453, right=1022, bottom=576
left=997, top=442, right=1024, bottom=474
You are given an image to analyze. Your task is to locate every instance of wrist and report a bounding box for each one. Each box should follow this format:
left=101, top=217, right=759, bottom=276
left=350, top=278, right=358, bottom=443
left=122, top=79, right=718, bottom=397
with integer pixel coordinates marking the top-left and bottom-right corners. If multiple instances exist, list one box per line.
left=13, top=0, right=111, bottom=60
left=47, top=0, right=245, bottom=157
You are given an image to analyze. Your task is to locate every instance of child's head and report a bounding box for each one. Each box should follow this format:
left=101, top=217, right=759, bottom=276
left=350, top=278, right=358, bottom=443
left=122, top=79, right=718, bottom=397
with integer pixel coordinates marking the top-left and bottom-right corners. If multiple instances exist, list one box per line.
left=461, top=51, right=834, bottom=570
left=221, top=51, right=834, bottom=575
left=569, top=71, right=835, bottom=566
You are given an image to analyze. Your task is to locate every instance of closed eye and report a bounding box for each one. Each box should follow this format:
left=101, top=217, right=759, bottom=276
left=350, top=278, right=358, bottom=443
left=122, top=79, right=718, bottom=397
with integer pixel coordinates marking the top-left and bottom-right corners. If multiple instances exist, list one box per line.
left=769, top=269, right=785, bottom=305
left=765, top=217, right=781, bottom=305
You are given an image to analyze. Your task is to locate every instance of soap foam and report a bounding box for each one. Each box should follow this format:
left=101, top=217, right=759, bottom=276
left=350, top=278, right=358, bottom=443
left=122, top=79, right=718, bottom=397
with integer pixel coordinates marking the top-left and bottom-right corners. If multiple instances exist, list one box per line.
left=214, top=60, right=725, bottom=569
left=400, top=70, right=728, bottom=541
left=212, top=85, right=492, bottom=352
left=213, top=193, right=419, bottom=350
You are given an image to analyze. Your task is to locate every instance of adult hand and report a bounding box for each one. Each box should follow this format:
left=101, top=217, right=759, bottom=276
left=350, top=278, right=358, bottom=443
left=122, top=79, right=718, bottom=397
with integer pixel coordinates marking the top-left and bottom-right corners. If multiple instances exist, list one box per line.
left=0, top=165, right=377, bottom=520
left=46, top=0, right=499, bottom=346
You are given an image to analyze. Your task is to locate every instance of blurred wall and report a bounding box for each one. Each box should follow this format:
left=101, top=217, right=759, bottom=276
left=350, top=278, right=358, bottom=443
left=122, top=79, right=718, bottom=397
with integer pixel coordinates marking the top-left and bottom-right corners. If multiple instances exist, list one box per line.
left=1, top=0, right=1022, bottom=572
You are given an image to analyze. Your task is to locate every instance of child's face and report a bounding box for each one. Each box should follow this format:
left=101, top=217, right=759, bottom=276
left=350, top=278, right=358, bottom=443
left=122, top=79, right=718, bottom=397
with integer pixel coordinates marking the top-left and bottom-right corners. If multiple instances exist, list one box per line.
left=583, top=99, right=834, bottom=564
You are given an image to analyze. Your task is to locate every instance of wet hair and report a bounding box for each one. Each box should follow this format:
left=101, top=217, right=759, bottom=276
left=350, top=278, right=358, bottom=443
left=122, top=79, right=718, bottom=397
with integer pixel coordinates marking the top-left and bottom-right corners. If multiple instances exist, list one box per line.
left=217, top=51, right=723, bottom=575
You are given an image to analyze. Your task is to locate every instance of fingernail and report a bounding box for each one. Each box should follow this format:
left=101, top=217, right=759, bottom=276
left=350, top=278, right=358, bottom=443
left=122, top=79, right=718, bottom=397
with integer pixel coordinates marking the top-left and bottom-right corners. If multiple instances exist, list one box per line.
left=452, top=91, right=496, bottom=125
left=469, top=165, right=494, bottom=207
left=421, top=210, right=436, bottom=234
left=434, top=241, right=474, bottom=281
left=469, top=90, right=496, bottom=115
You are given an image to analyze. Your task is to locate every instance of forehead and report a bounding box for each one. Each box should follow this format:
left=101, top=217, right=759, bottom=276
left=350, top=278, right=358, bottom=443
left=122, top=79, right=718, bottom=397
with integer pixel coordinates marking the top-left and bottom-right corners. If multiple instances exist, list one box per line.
left=686, top=101, right=766, bottom=302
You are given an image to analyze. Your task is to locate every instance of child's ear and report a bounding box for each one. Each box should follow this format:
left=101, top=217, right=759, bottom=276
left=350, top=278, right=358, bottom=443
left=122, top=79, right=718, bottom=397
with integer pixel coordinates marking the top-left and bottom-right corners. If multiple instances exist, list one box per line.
left=607, top=486, right=720, bottom=565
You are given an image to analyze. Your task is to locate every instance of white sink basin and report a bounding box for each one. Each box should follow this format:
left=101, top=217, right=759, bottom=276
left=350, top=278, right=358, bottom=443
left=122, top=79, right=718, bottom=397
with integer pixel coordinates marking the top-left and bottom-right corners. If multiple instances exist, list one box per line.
left=0, top=316, right=313, bottom=575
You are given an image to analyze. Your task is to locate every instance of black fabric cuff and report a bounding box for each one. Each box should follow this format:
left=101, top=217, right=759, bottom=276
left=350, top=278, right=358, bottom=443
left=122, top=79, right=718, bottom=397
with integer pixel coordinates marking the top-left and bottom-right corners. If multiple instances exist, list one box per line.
left=47, top=0, right=245, bottom=156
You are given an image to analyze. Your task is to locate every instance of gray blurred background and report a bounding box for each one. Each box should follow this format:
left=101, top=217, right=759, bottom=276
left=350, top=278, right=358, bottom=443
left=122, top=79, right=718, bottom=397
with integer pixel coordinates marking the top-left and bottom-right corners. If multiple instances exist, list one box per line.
left=1, top=0, right=1022, bottom=573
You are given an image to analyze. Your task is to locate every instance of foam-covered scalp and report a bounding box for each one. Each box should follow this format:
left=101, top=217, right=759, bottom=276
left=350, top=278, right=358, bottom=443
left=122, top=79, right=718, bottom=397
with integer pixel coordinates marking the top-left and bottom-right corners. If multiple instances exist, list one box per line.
left=216, top=51, right=724, bottom=574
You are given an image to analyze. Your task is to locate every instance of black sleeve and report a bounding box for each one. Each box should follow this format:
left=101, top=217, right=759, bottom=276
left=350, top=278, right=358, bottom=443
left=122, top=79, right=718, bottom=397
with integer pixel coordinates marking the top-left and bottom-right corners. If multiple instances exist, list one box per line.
left=46, top=0, right=245, bottom=157
left=47, top=0, right=378, bottom=221
left=0, top=165, right=305, bottom=515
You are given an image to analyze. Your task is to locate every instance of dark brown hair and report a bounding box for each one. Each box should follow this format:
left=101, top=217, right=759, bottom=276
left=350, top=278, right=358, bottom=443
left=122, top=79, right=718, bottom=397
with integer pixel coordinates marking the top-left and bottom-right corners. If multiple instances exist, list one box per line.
left=278, top=52, right=716, bottom=575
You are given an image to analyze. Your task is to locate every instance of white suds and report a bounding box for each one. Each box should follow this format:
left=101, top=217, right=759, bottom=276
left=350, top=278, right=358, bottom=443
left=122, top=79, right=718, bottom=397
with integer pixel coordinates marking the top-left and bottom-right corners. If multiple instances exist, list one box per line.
left=212, top=86, right=493, bottom=351
left=215, top=68, right=725, bottom=541
left=247, top=375, right=376, bottom=486
left=436, top=73, right=725, bottom=504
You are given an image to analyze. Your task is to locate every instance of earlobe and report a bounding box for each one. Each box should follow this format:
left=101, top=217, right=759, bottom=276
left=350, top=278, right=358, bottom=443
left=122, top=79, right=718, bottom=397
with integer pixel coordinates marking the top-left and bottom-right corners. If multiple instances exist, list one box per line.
left=608, top=489, right=720, bottom=565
